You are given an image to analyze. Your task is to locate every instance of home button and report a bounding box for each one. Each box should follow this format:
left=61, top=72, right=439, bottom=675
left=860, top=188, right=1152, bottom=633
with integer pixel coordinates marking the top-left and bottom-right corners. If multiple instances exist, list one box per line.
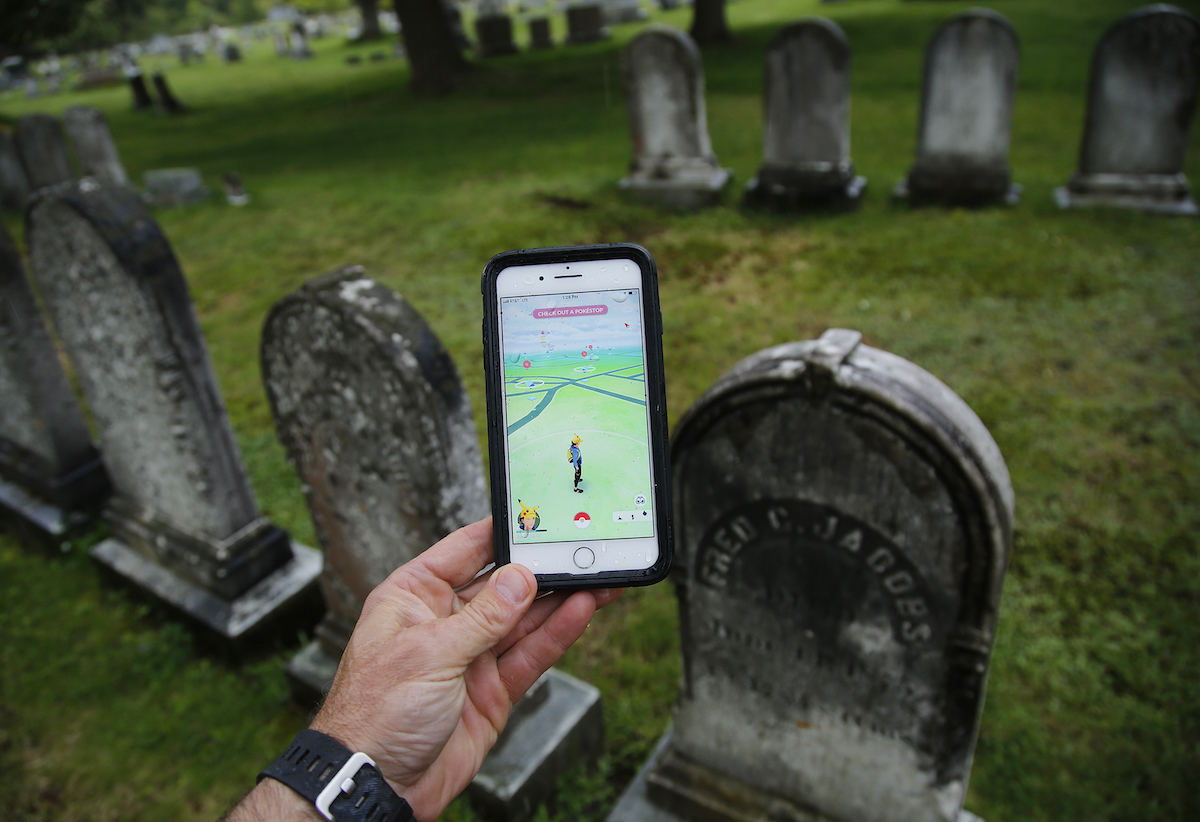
left=573, top=547, right=595, bottom=569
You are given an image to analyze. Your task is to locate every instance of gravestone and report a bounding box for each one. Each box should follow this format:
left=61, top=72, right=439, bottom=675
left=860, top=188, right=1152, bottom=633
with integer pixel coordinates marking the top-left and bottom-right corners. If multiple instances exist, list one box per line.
left=475, top=1, right=519, bottom=59
left=745, top=18, right=867, bottom=211
left=14, top=114, right=75, bottom=191
left=0, top=129, right=32, bottom=211
left=566, top=4, right=609, bottom=44
left=896, top=9, right=1021, bottom=207
left=152, top=71, right=187, bottom=114
left=262, top=268, right=601, bottom=822
left=144, top=168, right=210, bottom=208
left=602, top=0, right=648, bottom=26
left=619, top=26, right=732, bottom=209
left=127, top=69, right=155, bottom=110
left=0, top=220, right=111, bottom=549
left=1055, top=5, right=1200, bottom=214
left=26, top=180, right=321, bottom=651
left=529, top=17, right=554, bottom=50
left=609, top=328, right=1013, bottom=822
left=62, top=106, right=129, bottom=187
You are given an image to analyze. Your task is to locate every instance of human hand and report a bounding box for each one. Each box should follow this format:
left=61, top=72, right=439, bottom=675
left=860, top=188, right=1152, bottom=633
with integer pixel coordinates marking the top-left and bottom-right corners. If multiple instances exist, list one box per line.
left=303, top=516, right=621, bottom=820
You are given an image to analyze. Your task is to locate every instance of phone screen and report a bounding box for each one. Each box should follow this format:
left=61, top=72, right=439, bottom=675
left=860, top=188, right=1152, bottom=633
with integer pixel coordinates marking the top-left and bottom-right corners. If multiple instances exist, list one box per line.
left=495, top=260, right=659, bottom=575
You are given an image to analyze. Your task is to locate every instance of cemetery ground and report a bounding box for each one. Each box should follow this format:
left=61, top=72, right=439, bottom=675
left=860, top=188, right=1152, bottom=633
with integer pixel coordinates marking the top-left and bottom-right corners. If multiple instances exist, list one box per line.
left=1, top=0, right=1198, bottom=819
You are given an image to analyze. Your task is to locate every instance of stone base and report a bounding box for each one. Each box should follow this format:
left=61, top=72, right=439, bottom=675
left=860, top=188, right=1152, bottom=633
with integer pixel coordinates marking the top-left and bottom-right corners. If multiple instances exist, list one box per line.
left=608, top=729, right=986, bottom=822
left=0, top=473, right=100, bottom=552
left=91, top=536, right=324, bottom=657
left=893, top=175, right=1020, bottom=207
left=620, top=168, right=732, bottom=210
left=1054, top=172, right=1197, bottom=215
left=467, top=668, right=603, bottom=821
left=744, top=174, right=866, bottom=212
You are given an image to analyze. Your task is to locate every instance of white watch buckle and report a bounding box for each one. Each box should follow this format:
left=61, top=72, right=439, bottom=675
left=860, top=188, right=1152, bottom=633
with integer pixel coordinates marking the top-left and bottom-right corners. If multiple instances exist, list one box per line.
left=314, top=752, right=376, bottom=821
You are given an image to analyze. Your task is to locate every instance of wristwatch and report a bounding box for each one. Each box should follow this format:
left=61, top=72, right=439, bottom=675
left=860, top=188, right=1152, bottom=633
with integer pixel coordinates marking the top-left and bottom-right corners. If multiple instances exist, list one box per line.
left=258, top=729, right=414, bottom=822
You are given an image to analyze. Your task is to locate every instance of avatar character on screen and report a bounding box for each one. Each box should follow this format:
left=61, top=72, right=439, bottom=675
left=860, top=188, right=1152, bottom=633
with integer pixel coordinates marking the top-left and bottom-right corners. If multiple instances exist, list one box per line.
left=568, top=434, right=583, bottom=493
left=516, top=500, right=541, bottom=537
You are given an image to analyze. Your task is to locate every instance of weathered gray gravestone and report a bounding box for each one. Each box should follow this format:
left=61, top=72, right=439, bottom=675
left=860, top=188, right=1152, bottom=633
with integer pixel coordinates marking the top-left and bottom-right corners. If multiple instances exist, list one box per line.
left=896, top=9, right=1021, bottom=207
left=566, top=4, right=610, bottom=45
left=14, top=115, right=75, bottom=192
left=0, top=220, right=111, bottom=549
left=619, top=26, right=732, bottom=209
left=609, top=328, right=1013, bottom=822
left=1055, top=4, right=1200, bottom=214
left=62, top=106, right=129, bottom=187
left=262, top=268, right=601, bottom=822
left=745, top=18, right=867, bottom=211
left=0, top=129, right=32, bottom=211
left=26, top=180, right=322, bottom=652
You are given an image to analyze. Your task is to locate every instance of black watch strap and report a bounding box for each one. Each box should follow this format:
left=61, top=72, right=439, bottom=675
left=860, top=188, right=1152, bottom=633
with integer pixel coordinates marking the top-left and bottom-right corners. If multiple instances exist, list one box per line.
left=258, top=729, right=414, bottom=822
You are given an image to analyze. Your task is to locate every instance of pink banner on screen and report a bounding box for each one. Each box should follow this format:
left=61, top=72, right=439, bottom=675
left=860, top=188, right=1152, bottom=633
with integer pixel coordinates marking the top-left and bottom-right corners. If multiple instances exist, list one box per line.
left=533, top=305, right=608, bottom=319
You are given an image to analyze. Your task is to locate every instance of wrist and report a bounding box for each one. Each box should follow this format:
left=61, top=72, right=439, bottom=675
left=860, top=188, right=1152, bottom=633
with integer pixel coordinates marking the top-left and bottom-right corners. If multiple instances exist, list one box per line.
left=227, top=778, right=325, bottom=821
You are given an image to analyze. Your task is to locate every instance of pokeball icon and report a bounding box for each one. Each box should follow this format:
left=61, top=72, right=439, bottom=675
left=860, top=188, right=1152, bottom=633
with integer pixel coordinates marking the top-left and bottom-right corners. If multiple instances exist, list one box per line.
left=574, top=512, right=591, bottom=529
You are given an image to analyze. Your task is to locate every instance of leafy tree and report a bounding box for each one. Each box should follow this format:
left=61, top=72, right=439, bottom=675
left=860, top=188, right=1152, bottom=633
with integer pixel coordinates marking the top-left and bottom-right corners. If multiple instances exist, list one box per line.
left=0, top=0, right=90, bottom=56
left=394, top=0, right=468, bottom=96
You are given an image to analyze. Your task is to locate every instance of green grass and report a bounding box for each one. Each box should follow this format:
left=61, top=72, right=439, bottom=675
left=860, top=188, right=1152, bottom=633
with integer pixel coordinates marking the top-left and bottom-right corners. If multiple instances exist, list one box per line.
left=2, top=1, right=1200, bottom=819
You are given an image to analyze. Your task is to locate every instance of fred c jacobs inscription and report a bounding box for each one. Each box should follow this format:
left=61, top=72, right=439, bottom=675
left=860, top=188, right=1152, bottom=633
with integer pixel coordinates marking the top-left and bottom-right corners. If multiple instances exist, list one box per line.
left=691, top=498, right=949, bottom=737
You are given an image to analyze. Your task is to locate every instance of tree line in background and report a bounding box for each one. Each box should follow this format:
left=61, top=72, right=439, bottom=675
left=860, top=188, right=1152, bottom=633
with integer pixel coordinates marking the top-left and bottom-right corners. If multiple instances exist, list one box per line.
left=0, top=0, right=363, bottom=58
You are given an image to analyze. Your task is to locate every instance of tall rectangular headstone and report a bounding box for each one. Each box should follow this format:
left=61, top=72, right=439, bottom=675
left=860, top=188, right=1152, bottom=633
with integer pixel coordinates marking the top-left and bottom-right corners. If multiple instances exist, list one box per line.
left=475, top=8, right=520, bottom=58
left=14, top=115, right=75, bottom=192
left=62, top=106, right=129, bottom=187
left=0, top=220, right=110, bottom=548
left=26, top=180, right=321, bottom=652
left=619, top=25, right=732, bottom=209
left=609, top=328, right=1013, bottom=822
left=897, top=9, right=1021, bottom=207
left=745, top=18, right=866, bottom=210
left=1055, top=5, right=1200, bottom=214
left=566, top=4, right=610, bottom=44
left=262, top=268, right=602, bottom=822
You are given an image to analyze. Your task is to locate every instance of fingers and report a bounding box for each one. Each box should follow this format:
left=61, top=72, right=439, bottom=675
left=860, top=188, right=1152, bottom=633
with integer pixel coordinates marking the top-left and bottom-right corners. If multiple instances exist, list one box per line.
left=438, top=563, right=538, bottom=668
left=409, top=517, right=496, bottom=591
left=496, top=590, right=599, bottom=702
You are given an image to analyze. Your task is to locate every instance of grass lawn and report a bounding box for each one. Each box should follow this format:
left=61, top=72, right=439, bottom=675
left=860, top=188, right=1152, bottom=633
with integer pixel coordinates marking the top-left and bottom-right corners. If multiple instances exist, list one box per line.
left=2, top=0, right=1199, bottom=820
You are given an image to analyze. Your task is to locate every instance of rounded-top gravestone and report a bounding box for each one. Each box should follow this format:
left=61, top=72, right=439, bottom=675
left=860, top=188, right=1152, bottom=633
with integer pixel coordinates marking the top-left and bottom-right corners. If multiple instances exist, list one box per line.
left=1057, top=4, right=1200, bottom=213
left=900, top=8, right=1021, bottom=206
left=609, top=328, right=1013, bottom=822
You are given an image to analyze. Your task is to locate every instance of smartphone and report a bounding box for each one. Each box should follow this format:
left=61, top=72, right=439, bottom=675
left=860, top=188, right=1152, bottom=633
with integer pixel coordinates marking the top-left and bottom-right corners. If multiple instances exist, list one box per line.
left=481, top=244, right=672, bottom=590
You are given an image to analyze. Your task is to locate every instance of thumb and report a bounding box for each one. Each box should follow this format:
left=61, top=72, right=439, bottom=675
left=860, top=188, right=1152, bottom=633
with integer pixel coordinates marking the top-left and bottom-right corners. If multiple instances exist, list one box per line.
left=444, top=563, right=537, bottom=666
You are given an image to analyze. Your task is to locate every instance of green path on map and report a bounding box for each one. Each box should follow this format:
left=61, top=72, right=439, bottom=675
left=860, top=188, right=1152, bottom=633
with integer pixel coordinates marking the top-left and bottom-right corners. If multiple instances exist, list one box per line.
left=504, top=349, right=653, bottom=543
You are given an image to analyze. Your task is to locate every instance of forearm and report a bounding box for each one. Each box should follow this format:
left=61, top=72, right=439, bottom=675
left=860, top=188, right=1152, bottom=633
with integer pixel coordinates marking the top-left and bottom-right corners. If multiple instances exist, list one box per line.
left=225, top=778, right=325, bottom=822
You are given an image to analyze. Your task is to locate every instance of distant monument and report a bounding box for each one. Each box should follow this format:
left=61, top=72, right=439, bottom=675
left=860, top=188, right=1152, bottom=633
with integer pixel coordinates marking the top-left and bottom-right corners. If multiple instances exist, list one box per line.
left=619, top=26, right=732, bottom=209
left=262, top=268, right=602, bottom=821
left=0, top=220, right=110, bottom=549
left=62, top=106, right=129, bottom=187
left=745, top=18, right=866, bottom=210
left=610, top=328, right=1013, bottom=822
left=26, top=180, right=321, bottom=652
left=475, top=0, right=519, bottom=58
left=152, top=71, right=188, bottom=114
left=1055, top=4, right=1200, bottom=214
left=897, top=9, right=1021, bottom=206
left=566, top=4, right=610, bottom=44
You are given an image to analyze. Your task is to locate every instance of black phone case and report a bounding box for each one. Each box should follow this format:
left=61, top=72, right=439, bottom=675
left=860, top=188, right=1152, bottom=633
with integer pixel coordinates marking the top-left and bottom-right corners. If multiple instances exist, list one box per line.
left=481, top=243, right=673, bottom=590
